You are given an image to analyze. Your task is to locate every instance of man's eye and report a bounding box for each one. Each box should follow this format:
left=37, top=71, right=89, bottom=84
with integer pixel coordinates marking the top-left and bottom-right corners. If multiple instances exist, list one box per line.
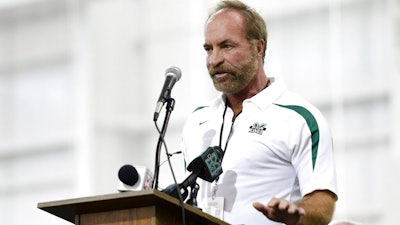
left=222, top=44, right=233, bottom=49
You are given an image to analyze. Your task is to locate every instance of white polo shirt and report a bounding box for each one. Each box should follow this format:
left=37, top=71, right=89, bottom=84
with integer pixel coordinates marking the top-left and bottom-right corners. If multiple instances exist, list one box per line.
left=181, top=77, right=337, bottom=225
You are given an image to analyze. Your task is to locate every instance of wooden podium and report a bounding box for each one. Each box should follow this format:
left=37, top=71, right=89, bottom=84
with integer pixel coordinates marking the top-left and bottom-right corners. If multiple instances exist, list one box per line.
left=37, top=189, right=229, bottom=225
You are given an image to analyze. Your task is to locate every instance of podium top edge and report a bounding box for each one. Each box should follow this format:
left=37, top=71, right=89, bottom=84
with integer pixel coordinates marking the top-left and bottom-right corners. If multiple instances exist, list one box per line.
left=37, top=189, right=156, bottom=209
left=37, top=189, right=229, bottom=225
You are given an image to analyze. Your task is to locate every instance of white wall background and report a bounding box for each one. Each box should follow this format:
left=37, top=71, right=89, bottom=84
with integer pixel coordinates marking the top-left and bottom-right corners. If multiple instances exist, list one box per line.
left=0, top=0, right=399, bottom=224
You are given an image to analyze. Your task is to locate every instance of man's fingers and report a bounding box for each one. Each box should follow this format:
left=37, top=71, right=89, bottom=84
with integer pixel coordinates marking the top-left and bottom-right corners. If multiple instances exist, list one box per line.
left=255, top=199, right=306, bottom=216
left=253, top=201, right=275, bottom=218
left=278, top=199, right=290, bottom=211
left=253, top=201, right=272, bottom=213
left=287, top=203, right=305, bottom=215
left=253, top=199, right=305, bottom=225
left=252, top=201, right=264, bottom=211
left=298, top=207, right=306, bottom=215
left=268, top=198, right=291, bottom=211
left=267, top=197, right=280, bottom=208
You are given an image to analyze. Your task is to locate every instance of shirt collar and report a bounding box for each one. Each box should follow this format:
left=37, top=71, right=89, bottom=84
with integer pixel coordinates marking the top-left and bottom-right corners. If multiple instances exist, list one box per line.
left=246, top=77, right=287, bottom=110
left=213, top=77, right=287, bottom=111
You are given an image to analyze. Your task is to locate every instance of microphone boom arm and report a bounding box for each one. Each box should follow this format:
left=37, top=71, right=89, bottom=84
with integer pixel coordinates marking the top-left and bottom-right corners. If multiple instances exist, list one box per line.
left=162, top=165, right=202, bottom=200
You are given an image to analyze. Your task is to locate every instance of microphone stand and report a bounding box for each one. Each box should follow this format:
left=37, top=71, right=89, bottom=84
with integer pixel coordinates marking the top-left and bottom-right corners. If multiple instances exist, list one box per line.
left=186, top=182, right=200, bottom=208
left=152, top=98, right=175, bottom=190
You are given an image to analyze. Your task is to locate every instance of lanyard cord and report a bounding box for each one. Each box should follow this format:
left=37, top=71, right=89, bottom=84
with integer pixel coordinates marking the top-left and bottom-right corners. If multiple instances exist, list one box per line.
left=218, top=78, right=270, bottom=150
left=215, top=101, right=238, bottom=185
left=218, top=102, right=241, bottom=156
left=218, top=103, right=229, bottom=150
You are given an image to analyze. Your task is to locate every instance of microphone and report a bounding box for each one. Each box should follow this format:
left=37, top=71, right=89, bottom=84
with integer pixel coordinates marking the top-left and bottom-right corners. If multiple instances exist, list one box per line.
left=187, top=146, right=224, bottom=182
left=117, top=165, right=153, bottom=192
left=162, top=146, right=224, bottom=200
left=153, top=66, right=182, bottom=121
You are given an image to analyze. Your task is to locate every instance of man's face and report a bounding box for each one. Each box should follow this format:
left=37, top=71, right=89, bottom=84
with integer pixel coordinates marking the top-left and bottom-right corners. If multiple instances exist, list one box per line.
left=203, top=9, right=259, bottom=94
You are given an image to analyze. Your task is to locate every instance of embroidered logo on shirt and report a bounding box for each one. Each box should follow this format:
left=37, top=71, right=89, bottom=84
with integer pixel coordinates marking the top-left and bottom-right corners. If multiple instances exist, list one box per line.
left=249, top=122, right=267, bottom=135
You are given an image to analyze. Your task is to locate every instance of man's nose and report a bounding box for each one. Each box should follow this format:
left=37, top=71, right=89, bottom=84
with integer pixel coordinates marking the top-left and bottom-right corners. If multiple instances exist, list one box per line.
left=207, top=49, right=224, bottom=67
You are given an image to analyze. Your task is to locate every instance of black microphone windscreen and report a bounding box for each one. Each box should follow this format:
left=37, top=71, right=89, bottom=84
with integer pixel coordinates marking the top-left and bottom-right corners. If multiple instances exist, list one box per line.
left=187, top=146, right=224, bottom=182
left=118, top=164, right=139, bottom=186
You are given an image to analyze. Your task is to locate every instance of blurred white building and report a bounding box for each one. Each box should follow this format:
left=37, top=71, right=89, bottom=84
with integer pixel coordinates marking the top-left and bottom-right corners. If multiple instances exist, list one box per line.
left=0, top=0, right=399, bottom=224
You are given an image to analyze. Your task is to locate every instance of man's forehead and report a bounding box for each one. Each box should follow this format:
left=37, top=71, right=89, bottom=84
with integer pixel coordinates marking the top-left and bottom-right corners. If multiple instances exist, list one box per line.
left=207, top=8, right=244, bottom=25
left=204, top=9, right=246, bottom=42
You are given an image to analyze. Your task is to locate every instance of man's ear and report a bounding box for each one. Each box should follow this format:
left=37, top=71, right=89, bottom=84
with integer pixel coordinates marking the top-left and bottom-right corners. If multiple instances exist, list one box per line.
left=256, top=39, right=266, bottom=57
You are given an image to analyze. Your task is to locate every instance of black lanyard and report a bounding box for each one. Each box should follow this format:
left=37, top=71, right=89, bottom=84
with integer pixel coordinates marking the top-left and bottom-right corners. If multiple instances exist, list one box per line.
left=218, top=79, right=270, bottom=150
left=218, top=102, right=240, bottom=154
left=215, top=102, right=239, bottom=183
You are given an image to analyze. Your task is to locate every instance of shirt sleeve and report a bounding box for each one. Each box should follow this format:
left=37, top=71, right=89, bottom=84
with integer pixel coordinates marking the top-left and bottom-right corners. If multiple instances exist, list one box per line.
left=290, top=106, right=338, bottom=198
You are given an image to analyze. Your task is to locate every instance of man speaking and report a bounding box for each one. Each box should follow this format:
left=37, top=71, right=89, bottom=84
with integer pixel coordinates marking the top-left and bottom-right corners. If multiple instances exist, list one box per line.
left=181, top=1, right=338, bottom=225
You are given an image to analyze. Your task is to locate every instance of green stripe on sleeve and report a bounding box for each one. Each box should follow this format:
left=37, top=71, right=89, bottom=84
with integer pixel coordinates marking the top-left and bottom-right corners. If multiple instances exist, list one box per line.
left=275, top=104, right=320, bottom=170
